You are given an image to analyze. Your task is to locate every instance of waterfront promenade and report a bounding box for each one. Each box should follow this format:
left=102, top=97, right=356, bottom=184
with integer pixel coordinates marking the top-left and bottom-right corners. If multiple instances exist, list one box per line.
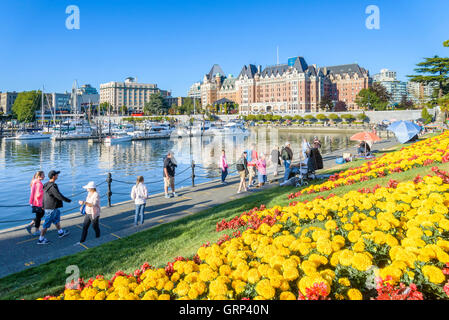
left=0, top=138, right=399, bottom=279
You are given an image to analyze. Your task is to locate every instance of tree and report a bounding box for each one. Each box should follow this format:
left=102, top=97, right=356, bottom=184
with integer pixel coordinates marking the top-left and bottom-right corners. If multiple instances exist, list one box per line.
left=355, top=87, right=389, bottom=111
left=341, top=114, right=355, bottom=123
left=99, top=102, right=111, bottom=115
left=144, top=93, right=169, bottom=115
left=316, top=114, right=328, bottom=122
left=397, top=95, right=414, bottom=110
left=438, top=94, right=449, bottom=121
left=334, top=101, right=347, bottom=112
left=12, top=91, right=41, bottom=123
left=329, top=113, right=340, bottom=123
left=421, top=107, right=433, bottom=124
left=371, top=82, right=392, bottom=103
left=120, top=105, right=128, bottom=116
left=444, top=40, right=449, bottom=47
left=408, top=55, right=449, bottom=99
left=356, top=112, right=368, bottom=122
left=319, top=95, right=333, bottom=111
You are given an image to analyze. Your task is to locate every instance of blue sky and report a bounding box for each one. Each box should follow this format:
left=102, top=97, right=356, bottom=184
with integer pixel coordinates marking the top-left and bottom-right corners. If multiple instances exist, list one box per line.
left=0, top=0, right=448, bottom=96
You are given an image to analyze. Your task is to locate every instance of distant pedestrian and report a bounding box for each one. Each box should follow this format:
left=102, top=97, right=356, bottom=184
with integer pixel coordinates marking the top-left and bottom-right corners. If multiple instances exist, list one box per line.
left=38, top=170, right=71, bottom=245
left=281, top=142, right=293, bottom=182
left=164, top=151, right=177, bottom=198
left=256, top=153, right=267, bottom=188
left=26, top=171, right=45, bottom=236
left=313, top=136, right=321, bottom=149
left=220, top=150, right=229, bottom=184
left=246, top=143, right=259, bottom=188
left=270, top=146, right=281, bottom=180
left=302, top=138, right=311, bottom=160
left=77, top=181, right=101, bottom=244
left=131, top=176, right=148, bottom=225
left=236, top=151, right=248, bottom=194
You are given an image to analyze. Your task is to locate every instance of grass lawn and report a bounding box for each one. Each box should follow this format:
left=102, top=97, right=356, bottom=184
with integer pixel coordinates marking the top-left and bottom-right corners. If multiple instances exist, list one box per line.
left=0, top=136, right=443, bottom=300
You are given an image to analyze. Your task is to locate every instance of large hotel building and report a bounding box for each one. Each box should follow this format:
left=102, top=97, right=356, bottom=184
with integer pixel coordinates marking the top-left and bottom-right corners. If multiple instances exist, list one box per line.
left=189, top=56, right=372, bottom=114
left=100, top=77, right=170, bottom=113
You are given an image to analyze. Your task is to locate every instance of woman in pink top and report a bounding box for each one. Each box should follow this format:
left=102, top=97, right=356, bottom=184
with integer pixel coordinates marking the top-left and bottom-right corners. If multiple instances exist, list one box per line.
left=256, top=154, right=267, bottom=188
left=26, top=171, right=45, bottom=235
left=220, top=150, right=229, bottom=184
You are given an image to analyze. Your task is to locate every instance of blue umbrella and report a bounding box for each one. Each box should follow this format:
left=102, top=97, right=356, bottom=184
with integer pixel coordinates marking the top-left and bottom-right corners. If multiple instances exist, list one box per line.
left=387, top=121, right=421, bottom=143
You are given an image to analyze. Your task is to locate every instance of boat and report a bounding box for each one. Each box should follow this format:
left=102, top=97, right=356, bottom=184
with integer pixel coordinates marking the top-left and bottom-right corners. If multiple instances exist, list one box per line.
left=3, top=131, right=52, bottom=141
left=104, top=132, right=132, bottom=144
left=221, top=122, right=249, bottom=135
left=171, top=121, right=211, bottom=138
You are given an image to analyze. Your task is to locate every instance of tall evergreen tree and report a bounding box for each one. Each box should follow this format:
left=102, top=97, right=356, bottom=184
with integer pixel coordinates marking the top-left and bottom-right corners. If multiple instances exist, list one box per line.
left=12, top=91, right=41, bottom=123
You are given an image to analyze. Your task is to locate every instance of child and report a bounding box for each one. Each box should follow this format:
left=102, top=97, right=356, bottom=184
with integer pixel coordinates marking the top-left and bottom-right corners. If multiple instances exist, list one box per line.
left=256, top=153, right=267, bottom=188
left=131, top=176, right=149, bottom=225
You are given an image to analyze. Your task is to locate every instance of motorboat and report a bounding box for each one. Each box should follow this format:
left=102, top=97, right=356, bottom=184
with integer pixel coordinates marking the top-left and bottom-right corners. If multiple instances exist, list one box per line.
left=104, top=132, right=132, bottom=144
left=3, top=131, right=52, bottom=141
left=222, top=122, right=249, bottom=135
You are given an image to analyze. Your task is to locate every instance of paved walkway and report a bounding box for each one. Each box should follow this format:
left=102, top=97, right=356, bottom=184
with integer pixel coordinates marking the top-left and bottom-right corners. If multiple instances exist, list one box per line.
left=0, top=138, right=399, bottom=279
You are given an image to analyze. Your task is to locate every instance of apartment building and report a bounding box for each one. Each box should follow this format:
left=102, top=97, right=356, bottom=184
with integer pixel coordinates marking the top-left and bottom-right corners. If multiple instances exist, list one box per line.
left=0, top=92, right=18, bottom=115
left=100, top=77, right=170, bottom=113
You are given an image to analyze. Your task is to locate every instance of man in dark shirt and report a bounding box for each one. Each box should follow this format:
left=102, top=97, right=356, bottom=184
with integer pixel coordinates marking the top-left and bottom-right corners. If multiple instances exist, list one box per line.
left=38, top=170, right=72, bottom=245
left=164, top=152, right=178, bottom=198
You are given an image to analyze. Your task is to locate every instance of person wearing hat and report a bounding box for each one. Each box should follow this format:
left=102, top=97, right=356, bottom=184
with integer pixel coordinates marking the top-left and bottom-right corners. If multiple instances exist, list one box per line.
left=38, top=170, right=71, bottom=245
left=77, top=181, right=101, bottom=244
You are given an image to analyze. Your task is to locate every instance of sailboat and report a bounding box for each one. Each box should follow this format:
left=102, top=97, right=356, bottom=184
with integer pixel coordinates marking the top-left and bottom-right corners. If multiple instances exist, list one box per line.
left=4, top=87, right=51, bottom=141
left=52, top=81, right=93, bottom=140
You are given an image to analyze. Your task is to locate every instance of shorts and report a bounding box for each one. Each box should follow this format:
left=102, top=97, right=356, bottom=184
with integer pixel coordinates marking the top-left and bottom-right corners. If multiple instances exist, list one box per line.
left=238, top=171, right=247, bottom=179
left=42, top=209, right=61, bottom=229
left=164, top=176, right=175, bottom=188
left=258, top=174, right=267, bottom=183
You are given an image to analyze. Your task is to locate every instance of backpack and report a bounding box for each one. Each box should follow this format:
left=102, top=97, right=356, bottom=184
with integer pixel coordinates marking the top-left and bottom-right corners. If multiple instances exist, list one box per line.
left=236, top=157, right=245, bottom=172
left=281, top=147, right=289, bottom=161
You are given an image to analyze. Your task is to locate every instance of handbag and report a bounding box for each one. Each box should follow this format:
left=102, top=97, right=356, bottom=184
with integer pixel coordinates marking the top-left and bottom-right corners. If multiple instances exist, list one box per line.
left=80, top=204, right=86, bottom=215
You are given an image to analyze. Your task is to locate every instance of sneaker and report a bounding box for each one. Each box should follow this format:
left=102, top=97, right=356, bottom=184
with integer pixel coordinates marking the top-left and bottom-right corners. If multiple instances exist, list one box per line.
left=165, top=194, right=171, bottom=199
left=25, top=225, right=32, bottom=235
left=237, top=191, right=241, bottom=194
left=172, top=192, right=178, bottom=197
left=74, top=241, right=83, bottom=246
left=33, top=230, right=41, bottom=236
left=58, top=229, right=70, bottom=238
left=37, top=238, right=50, bottom=245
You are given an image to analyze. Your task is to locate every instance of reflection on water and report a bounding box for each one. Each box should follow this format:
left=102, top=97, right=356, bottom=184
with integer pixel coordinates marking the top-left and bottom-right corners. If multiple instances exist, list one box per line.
left=0, top=127, right=356, bottom=229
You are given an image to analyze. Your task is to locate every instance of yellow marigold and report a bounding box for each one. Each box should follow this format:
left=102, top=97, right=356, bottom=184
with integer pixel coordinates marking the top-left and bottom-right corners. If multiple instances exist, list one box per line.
left=348, top=230, right=361, bottom=243
left=247, top=268, right=261, bottom=284
left=351, top=253, right=372, bottom=271
left=338, top=249, right=354, bottom=266
left=283, top=267, right=299, bottom=281
left=338, top=277, right=350, bottom=286
left=325, top=220, right=337, bottom=231
left=255, top=279, right=276, bottom=300
left=209, top=279, right=228, bottom=297
left=347, top=288, right=363, bottom=300
left=422, top=265, right=446, bottom=284
left=142, top=290, right=158, bottom=300
left=279, top=291, right=296, bottom=300
left=158, top=294, right=171, bottom=300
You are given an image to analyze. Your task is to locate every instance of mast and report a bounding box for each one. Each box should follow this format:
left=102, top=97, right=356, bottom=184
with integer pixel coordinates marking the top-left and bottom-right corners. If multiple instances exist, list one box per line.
left=41, top=86, right=44, bottom=129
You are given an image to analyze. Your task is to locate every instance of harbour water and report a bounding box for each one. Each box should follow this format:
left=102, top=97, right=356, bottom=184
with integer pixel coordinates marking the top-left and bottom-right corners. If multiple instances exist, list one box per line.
left=0, top=127, right=357, bottom=230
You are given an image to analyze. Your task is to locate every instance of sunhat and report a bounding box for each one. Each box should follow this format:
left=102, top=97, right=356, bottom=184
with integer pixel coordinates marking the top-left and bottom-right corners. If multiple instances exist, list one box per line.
left=82, top=181, right=97, bottom=189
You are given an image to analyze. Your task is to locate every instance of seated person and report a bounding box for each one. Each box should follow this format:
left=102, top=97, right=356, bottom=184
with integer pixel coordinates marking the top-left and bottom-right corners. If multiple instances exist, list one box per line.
left=357, top=141, right=371, bottom=156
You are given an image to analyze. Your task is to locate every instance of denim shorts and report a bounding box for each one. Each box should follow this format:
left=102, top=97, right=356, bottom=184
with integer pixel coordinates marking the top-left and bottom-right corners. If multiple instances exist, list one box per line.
left=43, top=209, right=61, bottom=229
left=258, top=174, right=267, bottom=183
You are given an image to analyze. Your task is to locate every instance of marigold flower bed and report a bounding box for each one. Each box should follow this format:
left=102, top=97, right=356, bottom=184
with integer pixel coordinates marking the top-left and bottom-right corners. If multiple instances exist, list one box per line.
left=288, top=131, right=449, bottom=200
left=39, top=134, right=449, bottom=300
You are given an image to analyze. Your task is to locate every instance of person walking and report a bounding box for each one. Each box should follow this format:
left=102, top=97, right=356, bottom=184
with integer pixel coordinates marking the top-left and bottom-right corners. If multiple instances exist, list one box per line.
left=281, top=142, right=293, bottom=182
left=270, top=146, right=281, bottom=181
left=38, top=170, right=71, bottom=245
left=256, top=153, right=267, bottom=188
left=131, top=176, right=149, bottom=226
left=77, top=181, right=101, bottom=244
left=246, top=144, right=259, bottom=188
left=313, top=136, right=321, bottom=149
left=236, top=151, right=248, bottom=194
left=26, top=171, right=45, bottom=236
left=301, top=138, right=311, bottom=160
left=220, top=149, right=229, bottom=184
left=164, top=151, right=177, bottom=198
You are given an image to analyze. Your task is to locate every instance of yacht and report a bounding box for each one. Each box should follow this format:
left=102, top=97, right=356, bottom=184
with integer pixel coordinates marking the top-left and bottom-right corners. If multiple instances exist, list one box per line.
left=4, top=131, right=52, bottom=141
left=104, top=132, right=132, bottom=144
left=221, top=122, right=249, bottom=136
